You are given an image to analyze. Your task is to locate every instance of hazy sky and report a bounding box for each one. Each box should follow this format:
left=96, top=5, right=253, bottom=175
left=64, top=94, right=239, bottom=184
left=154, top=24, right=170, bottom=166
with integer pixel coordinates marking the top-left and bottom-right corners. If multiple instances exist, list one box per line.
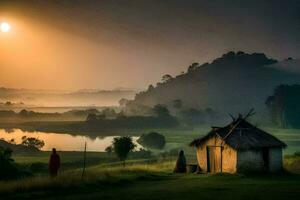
left=0, top=0, right=299, bottom=90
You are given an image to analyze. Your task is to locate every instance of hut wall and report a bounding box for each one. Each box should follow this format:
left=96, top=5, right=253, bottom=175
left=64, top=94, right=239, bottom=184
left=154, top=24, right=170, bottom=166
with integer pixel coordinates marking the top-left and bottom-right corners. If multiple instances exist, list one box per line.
left=237, top=150, right=264, bottom=172
left=269, top=148, right=283, bottom=172
left=222, top=144, right=237, bottom=173
left=196, top=136, right=237, bottom=173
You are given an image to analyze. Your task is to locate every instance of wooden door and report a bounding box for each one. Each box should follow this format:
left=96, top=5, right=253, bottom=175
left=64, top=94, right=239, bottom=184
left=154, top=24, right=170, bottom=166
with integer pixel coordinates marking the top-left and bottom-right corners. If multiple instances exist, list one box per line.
left=262, top=148, right=269, bottom=172
left=207, top=146, right=222, bottom=173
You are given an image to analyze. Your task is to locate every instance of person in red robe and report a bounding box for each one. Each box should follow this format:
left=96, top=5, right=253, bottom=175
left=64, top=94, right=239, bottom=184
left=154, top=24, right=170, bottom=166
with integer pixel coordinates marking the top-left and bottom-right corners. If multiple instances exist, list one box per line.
left=49, top=148, right=60, bottom=177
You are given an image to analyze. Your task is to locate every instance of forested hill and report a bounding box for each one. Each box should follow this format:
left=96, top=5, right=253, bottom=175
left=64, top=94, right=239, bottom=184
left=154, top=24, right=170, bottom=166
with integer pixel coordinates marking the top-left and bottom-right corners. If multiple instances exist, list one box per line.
left=125, top=51, right=300, bottom=119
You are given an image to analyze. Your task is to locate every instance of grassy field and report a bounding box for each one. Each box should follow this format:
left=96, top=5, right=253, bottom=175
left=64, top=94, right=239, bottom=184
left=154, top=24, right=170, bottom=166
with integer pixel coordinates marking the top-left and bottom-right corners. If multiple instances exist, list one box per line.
left=1, top=137, right=300, bottom=200
left=1, top=157, right=300, bottom=200
left=2, top=124, right=300, bottom=199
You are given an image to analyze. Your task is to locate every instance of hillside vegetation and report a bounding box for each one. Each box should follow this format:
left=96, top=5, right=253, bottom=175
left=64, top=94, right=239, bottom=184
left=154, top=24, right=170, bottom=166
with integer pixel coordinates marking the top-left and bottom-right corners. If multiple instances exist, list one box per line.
left=125, top=52, right=300, bottom=123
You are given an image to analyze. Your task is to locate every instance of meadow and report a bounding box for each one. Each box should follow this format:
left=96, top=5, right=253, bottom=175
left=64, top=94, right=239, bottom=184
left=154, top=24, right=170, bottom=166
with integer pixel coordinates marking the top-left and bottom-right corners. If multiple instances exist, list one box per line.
left=1, top=125, right=300, bottom=199
left=1, top=155, right=300, bottom=200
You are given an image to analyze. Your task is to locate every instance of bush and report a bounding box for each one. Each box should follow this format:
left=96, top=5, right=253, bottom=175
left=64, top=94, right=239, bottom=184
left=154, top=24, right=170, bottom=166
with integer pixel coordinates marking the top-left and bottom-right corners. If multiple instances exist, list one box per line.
left=294, top=152, right=300, bottom=157
left=137, top=132, right=166, bottom=149
left=105, top=146, right=113, bottom=154
left=0, top=147, right=30, bottom=180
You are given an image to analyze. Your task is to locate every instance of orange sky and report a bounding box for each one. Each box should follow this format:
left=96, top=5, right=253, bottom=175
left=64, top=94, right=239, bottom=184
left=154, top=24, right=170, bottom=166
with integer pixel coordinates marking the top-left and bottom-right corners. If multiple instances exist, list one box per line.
left=0, top=16, right=162, bottom=90
left=0, top=0, right=299, bottom=90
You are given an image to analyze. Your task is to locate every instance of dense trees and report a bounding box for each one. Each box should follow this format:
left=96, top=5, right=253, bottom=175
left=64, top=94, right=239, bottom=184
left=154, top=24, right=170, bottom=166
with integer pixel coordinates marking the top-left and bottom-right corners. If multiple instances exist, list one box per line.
left=147, top=84, right=155, bottom=92
left=126, top=51, right=294, bottom=123
left=83, top=114, right=178, bottom=130
left=161, top=74, right=173, bottom=83
left=0, top=109, right=103, bottom=121
left=152, top=104, right=170, bottom=117
left=119, top=98, right=129, bottom=107
left=21, top=136, right=45, bottom=150
left=137, top=132, right=166, bottom=149
left=84, top=104, right=178, bottom=129
left=266, top=84, right=300, bottom=128
left=86, top=113, right=98, bottom=122
left=187, top=62, right=199, bottom=73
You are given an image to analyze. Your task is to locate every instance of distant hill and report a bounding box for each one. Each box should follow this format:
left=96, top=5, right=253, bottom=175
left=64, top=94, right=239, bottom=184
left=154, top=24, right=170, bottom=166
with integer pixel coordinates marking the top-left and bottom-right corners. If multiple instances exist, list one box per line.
left=125, top=51, right=300, bottom=122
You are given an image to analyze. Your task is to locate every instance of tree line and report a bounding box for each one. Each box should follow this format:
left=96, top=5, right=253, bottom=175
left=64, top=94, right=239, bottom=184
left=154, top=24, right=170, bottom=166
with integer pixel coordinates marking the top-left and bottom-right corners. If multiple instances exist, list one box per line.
left=266, top=84, right=300, bottom=128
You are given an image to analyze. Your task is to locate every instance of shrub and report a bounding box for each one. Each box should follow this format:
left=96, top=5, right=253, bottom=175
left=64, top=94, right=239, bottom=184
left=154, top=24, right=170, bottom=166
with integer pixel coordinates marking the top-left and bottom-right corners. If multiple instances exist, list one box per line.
left=294, top=152, right=300, bottom=157
left=105, top=146, right=113, bottom=154
left=137, top=132, right=166, bottom=149
left=0, top=147, right=29, bottom=180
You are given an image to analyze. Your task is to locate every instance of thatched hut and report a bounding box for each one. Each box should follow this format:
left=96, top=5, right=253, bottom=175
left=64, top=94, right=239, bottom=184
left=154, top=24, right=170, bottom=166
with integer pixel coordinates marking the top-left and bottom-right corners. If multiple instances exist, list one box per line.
left=190, top=116, right=286, bottom=173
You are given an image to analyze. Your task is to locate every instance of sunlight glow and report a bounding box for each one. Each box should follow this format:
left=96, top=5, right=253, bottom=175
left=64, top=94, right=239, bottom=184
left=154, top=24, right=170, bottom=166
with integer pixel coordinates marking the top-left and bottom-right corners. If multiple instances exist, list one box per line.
left=0, top=22, right=11, bottom=32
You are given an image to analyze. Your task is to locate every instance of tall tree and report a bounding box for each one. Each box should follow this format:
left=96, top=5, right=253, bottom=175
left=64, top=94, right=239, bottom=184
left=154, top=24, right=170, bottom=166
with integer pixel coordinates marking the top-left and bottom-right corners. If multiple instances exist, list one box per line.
left=161, top=74, right=173, bottom=83
left=112, top=136, right=136, bottom=166
left=21, top=136, right=45, bottom=150
left=265, top=84, right=300, bottom=128
left=187, top=62, right=199, bottom=73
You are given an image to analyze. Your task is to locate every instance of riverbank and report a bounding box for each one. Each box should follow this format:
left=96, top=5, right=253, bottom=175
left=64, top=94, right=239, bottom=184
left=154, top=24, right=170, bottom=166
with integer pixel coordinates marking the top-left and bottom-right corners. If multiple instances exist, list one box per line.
left=1, top=122, right=300, bottom=154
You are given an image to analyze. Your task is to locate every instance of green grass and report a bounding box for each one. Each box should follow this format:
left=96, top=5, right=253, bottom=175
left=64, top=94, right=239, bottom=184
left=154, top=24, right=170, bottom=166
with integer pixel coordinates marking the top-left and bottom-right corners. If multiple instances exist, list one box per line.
left=1, top=159, right=300, bottom=200
left=13, top=152, right=109, bottom=164
left=2, top=125, right=300, bottom=199
left=12, top=151, right=159, bottom=175
left=3, top=144, right=300, bottom=200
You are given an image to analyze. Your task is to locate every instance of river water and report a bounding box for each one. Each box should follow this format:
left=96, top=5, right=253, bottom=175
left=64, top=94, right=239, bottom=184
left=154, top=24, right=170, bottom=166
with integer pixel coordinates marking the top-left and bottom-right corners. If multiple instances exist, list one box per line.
left=0, top=129, right=141, bottom=152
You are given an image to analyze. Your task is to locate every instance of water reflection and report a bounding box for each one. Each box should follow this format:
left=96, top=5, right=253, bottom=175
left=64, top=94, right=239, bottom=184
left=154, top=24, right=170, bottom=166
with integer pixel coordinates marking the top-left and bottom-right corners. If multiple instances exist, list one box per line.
left=0, top=129, right=141, bottom=152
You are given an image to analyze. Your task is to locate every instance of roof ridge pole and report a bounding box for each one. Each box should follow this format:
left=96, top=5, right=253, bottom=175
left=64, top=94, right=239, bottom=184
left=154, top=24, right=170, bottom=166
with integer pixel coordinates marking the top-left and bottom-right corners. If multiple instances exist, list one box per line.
left=243, top=108, right=255, bottom=120
left=221, top=109, right=255, bottom=146
left=221, top=117, right=243, bottom=145
left=228, top=113, right=235, bottom=121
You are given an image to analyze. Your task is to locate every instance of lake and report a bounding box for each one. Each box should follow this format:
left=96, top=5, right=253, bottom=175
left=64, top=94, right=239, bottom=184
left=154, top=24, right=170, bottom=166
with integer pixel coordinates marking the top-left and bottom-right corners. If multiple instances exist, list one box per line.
left=0, top=129, right=142, bottom=152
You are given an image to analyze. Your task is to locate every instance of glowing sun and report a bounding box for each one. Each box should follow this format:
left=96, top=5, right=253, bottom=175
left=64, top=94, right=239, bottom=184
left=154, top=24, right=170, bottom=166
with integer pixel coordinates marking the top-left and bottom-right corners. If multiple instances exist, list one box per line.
left=0, top=22, right=11, bottom=32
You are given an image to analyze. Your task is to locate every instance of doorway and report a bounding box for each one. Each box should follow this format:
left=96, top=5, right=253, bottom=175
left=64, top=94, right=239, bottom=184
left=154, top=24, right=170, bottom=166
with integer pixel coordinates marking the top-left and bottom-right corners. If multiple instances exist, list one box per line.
left=206, top=146, right=222, bottom=173
left=262, top=148, right=269, bottom=172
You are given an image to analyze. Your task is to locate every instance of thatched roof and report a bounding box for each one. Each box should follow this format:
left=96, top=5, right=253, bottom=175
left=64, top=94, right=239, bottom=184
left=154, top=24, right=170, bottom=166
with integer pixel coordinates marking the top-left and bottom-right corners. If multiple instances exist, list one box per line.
left=190, top=117, right=286, bottom=150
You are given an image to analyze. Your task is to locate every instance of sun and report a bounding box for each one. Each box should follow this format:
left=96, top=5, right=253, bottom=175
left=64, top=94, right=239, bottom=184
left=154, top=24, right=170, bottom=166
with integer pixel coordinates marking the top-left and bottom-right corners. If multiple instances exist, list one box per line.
left=0, top=22, right=11, bottom=32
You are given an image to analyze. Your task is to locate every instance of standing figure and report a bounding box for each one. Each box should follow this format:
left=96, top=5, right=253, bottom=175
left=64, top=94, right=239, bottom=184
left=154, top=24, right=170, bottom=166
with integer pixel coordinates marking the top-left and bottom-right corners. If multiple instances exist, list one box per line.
left=49, top=148, right=60, bottom=177
left=173, top=150, right=187, bottom=173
